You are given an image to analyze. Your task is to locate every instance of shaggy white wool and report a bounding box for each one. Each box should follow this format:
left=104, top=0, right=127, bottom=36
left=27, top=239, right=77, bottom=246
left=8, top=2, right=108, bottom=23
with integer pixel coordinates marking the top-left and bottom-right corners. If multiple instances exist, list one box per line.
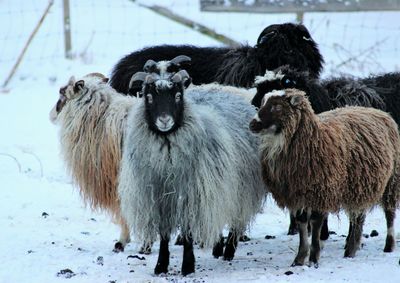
left=155, top=79, right=173, bottom=89
left=254, top=70, right=284, bottom=85
left=156, top=61, right=169, bottom=78
left=261, top=90, right=286, bottom=106
left=118, top=84, right=266, bottom=248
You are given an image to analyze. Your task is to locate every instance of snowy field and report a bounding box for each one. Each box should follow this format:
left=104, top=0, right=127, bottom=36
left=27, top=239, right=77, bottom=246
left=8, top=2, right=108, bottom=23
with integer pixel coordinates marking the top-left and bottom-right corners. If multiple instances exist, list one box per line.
left=1, top=1, right=400, bottom=282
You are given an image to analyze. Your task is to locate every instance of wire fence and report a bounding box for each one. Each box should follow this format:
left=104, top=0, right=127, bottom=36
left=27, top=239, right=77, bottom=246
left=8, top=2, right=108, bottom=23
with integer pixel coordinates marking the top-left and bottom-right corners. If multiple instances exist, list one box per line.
left=1, top=0, right=400, bottom=86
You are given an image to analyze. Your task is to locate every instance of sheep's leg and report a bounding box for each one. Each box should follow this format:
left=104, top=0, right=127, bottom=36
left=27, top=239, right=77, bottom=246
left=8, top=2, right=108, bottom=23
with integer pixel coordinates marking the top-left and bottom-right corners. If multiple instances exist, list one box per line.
left=309, top=211, right=327, bottom=268
left=113, top=218, right=131, bottom=253
left=223, top=230, right=238, bottom=261
left=344, top=222, right=353, bottom=250
left=181, top=234, right=195, bottom=276
left=383, top=208, right=396, bottom=252
left=154, top=235, right=170, bottom=275
left=344, top=211, right=365, bottom=258
left=320, top=218, right=330, bottom=241
left=288, top=212, right=299, bottom=235
left=212, top=234, right=225, bottom=258
left=292, top=209, right=310, bottom=266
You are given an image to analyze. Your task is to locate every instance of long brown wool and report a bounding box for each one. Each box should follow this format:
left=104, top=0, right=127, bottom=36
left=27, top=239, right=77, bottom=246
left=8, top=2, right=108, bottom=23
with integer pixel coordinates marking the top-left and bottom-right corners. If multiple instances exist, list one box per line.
left=55, top=75, right=135, bottom=232
left=259, top=89, right=400, bottom=213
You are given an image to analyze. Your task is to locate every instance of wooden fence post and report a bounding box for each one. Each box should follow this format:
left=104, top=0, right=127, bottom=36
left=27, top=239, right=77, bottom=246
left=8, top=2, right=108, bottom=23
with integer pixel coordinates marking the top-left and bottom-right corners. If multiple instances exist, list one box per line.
left=63, top=0, right=72, bottom=59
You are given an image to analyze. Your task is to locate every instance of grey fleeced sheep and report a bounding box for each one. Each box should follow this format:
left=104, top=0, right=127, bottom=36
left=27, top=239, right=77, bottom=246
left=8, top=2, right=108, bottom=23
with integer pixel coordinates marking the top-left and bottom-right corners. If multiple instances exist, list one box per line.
left=250, top=88, right=400, bottom=267
left=50, top=73, right=151, bottom=253
left=118, top=70, right=266, bottom=276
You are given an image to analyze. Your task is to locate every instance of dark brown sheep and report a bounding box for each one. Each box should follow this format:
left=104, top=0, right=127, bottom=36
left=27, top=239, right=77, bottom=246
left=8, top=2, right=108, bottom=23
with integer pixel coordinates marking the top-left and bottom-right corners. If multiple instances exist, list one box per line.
left=250, top=88, right=400, bottom=267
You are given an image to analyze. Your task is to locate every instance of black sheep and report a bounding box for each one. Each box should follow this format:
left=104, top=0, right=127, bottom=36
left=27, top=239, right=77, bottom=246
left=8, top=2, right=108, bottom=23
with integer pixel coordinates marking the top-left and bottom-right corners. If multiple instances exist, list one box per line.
left=109, top=23, right=324, bottom=95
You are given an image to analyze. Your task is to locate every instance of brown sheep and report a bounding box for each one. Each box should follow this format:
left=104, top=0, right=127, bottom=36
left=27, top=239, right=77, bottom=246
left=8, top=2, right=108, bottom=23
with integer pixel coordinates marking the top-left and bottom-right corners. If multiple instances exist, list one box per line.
left=250, top=88, right=400, bottom=267
left=50, top=73, right=151, bottom=253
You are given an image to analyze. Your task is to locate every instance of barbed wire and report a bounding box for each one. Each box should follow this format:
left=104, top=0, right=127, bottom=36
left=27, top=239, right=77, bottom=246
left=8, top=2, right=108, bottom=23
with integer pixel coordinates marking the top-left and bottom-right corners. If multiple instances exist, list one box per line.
left=1, top=0, right=399, bottom=82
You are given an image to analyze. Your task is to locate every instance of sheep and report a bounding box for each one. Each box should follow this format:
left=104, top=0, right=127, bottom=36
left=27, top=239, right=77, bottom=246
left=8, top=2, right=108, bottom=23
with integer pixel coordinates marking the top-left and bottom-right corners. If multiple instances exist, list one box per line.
left=49, top=73, right=152, bottom=254
left=109, top=23, right=323, bottom=95
left=118, top=69, right=266, bottom=276
left=250, top=88, right=400, bottom=267
left=251, top=65, right=387, bottom=112
left=251, top=66, right=396, bottom=238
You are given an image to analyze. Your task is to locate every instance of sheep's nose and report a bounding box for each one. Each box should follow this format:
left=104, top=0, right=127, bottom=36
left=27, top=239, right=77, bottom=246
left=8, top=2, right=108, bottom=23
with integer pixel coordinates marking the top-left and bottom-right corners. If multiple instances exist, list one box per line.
left=159, top=115, right=171, bottom=124
left=249, top=119, right=263, bottom=133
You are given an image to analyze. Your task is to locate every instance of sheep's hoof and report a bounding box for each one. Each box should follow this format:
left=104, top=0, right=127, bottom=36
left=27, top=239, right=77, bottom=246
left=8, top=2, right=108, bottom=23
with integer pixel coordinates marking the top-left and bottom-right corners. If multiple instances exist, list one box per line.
left=154, top=263, right=168, bottom=275
left=287, top=227, right=299, bottom=235
left=113, top=242, right=124, bottom=253
left=239, top=235, right=251, bottom=242
left=139, top=245, right=152, bottom=255
left=384, top=236, right=395, bottom=253
left=308, top=261, right=319, bottom=269
left=223, top=246, right=235, bottom=261
left=181, top=262, right=195, bottom=276
left=344, top=249, right=356, bottom=258
left=212, top=239, right=224, bottom=258
left=291, top=257, right=305, bottom=267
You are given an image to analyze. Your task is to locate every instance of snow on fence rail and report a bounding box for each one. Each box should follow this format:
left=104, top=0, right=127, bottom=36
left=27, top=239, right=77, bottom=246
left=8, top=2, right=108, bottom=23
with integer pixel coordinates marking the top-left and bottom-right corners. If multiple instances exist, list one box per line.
left=201, top=0, right=400, bottom=13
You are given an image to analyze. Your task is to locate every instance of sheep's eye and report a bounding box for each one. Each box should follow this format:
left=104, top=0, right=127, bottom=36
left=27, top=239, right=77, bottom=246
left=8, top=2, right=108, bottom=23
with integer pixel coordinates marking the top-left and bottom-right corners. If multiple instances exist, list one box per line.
left=282, top=77, right=296, bottom=87
left=175, top=92, right=182, bottom=103
left=146, top=94, right=153, bottom=104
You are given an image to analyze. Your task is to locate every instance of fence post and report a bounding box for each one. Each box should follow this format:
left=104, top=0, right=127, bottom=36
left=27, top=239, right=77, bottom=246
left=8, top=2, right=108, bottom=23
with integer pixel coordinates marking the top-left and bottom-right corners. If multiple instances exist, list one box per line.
left=296, top=11, right=304, bottom=23
left=63, top=0, right=72, bottom=59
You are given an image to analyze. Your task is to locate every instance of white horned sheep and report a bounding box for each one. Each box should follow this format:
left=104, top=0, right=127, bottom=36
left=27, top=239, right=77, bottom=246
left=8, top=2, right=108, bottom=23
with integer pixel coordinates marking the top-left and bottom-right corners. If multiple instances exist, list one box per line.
left=50, top=73, right=151, bottom=254
left=118, top=69, right=266, bottom=276
left=250, top=88, right=400, bottom=267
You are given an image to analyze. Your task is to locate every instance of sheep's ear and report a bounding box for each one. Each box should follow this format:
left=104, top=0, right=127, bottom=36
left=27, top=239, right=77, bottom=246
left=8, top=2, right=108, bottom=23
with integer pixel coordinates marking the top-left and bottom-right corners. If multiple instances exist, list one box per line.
left=103, top=77, right=109, bottom=83
left=290, top=94, right=303, bottom=106
left=74, top=80, right=85, bottom=92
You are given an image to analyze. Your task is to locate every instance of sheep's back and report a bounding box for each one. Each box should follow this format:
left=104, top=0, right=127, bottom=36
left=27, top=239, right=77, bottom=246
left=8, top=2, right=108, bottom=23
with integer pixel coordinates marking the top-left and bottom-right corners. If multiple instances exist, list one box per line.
left=322, top=107, right=400, bottom=211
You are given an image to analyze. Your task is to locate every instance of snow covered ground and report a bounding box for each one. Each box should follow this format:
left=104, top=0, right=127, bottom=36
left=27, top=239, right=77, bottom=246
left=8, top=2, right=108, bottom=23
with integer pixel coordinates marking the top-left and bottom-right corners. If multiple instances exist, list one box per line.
left=1, top=1, right=400, bottom=282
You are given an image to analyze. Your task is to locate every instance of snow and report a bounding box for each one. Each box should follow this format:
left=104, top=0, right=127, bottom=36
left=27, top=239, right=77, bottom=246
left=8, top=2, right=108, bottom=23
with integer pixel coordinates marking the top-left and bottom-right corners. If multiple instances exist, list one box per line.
left=1, top=0, right=400, bottom=282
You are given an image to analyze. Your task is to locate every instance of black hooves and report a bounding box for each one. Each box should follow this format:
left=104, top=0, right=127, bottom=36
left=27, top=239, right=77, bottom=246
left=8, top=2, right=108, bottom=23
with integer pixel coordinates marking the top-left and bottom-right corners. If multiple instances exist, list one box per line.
left=223, top=244, right=236, bottom=261
left=154, top=263, right=168, bottom=275
left=139, top=245, right=152, bottom=255
left=181, top=260, right=195, bottom=276
left=239, top=235, right=251, bottom=242
left=113, top=242, right=124, bottom=253
left=287, top=227, right=299, bottom=235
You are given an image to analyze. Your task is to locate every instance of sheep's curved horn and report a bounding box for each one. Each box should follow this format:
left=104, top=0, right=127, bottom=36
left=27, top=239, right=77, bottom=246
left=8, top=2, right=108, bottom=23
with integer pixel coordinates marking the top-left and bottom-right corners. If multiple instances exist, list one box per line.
left=143, top=59, right=157, bottom=72
left=171, top=70, right=190, bottom=83
left=145, top=74, right=155, bottom=84
left=169, top=55, right=191, bottom=66
left=129, top=72, right=148, bottom=89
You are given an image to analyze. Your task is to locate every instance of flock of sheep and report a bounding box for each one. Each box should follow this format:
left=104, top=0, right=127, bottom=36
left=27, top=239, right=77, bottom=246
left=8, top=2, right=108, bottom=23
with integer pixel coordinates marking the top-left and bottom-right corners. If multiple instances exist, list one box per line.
left=49, top=22, right=400, bottom=276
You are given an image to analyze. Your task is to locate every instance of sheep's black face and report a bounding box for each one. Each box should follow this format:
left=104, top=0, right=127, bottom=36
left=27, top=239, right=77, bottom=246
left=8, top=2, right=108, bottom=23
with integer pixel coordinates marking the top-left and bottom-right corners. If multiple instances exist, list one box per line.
left=251, top=66, right=310, bottom=108
left=143, top=80, right=186, bottom=135
left=250, top=90, right=302, bottom=135
left=256, top=23, right=323, bottom=79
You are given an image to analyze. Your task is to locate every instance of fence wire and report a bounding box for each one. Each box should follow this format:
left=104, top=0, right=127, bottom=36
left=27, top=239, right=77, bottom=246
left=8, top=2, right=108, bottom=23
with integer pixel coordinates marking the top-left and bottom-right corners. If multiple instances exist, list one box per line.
left=1, top=0, right=399, bottom=83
